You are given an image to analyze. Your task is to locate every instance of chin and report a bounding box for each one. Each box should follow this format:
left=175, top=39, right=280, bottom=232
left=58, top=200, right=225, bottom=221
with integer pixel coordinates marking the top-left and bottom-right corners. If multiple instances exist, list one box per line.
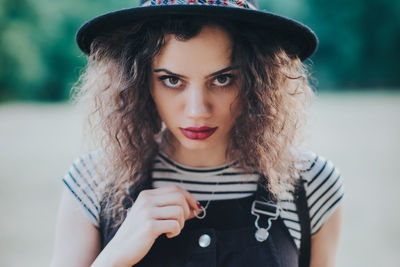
left=176, top=135, right=221, bottom=151
left=180, top=139, right=214, bottom=151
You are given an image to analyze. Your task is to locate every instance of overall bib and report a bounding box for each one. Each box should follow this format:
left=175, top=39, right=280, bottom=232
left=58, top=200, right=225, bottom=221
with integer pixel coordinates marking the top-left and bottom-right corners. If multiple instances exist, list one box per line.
left=100, top=180, right=300, bottom=267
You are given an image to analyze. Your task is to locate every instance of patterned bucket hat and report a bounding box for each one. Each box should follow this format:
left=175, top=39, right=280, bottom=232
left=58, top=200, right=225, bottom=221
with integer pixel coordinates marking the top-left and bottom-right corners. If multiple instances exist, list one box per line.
left=76, top=0, right=318, bottom=61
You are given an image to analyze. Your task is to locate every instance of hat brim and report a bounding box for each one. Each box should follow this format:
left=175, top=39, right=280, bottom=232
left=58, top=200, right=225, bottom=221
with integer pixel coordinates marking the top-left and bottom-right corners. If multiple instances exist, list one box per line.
left=76, top=5, right=318, bottom=61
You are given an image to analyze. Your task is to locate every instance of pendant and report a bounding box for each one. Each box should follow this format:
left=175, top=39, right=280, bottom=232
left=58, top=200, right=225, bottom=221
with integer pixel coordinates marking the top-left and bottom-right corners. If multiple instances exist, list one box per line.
left=255, top=228, right=269, bottom=242
left=194, top=205, right=206, bottom=219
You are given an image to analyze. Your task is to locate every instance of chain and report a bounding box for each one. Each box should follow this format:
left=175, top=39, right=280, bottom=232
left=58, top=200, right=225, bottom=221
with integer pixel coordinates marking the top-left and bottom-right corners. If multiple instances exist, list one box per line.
left=157, top=152, right=223, bottom=220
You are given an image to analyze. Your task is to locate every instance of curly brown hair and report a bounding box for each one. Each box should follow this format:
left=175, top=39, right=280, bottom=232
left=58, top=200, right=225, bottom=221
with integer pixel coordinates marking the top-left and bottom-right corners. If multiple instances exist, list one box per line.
left=72, top=15, right=314, bottom=227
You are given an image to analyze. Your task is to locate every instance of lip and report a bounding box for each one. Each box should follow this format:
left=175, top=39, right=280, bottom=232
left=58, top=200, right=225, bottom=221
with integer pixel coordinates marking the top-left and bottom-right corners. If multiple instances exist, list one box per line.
left=183, top=126, right=216, bottom=132
left=179, top=126, right=218, bottom=140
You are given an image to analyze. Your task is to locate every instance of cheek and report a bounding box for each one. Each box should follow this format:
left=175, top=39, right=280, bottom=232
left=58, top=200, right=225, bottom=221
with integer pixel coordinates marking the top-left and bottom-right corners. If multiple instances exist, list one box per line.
left=226, top=94, right=242, bottom=119
left=217, top=96, right=242, bottom=126
left=153, top=92, right=180, bottom=123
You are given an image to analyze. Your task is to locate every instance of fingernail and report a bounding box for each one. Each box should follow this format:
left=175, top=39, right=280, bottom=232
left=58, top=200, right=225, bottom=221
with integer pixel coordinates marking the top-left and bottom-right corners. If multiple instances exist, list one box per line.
left=196, top=201, right=203, bottom=209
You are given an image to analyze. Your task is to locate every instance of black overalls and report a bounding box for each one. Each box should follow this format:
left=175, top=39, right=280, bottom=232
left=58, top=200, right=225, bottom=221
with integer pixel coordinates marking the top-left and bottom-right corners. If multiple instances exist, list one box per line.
left=100, top=180, right=300, bottom=267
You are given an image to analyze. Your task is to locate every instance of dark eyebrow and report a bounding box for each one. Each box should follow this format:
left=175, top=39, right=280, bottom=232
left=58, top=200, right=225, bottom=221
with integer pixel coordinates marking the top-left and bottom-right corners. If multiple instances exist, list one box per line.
left=205, top=66, right=239, bottom=78
left=153, top=68, right=185, bottom=78
left=153, top=66, right=239, bottom=79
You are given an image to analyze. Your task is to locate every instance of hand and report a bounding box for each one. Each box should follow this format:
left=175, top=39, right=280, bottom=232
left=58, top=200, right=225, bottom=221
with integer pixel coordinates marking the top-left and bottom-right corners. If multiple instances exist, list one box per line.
left=93, top=185, right=202, bottom=267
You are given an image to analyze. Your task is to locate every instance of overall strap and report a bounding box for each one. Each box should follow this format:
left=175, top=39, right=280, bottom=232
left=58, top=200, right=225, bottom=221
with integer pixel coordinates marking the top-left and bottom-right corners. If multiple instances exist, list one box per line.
left=251, top=176, right=280, bottom=242
left=254, top=175, right=277, bottom=203
left=295, top=178, right=311, bottom=267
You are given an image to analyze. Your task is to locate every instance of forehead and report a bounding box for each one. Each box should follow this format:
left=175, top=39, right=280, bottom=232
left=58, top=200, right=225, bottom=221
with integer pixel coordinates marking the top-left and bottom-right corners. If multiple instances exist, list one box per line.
left=152, top=25, right=233, bottom=74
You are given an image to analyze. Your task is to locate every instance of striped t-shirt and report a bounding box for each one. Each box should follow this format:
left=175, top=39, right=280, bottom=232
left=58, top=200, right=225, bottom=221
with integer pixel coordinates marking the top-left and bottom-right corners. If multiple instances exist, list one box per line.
left=62, top=150, right=344, bottom=249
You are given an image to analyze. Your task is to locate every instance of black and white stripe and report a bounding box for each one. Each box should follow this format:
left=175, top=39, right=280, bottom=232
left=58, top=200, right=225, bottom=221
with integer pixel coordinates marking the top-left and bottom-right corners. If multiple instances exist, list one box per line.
left=152, top=152, right=260, bottom=200
left=62, top=151, right=102, bottom=227
left=62, top=150, right=344, bottom=249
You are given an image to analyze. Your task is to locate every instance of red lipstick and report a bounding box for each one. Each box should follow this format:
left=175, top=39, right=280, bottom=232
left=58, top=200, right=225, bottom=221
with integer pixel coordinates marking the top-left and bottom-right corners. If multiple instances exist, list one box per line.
left=180, top=126, right=218, bottom=140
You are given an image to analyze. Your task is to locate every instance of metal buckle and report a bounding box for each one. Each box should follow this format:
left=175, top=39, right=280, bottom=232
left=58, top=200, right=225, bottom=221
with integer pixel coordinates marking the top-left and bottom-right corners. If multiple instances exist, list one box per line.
left=251, top=200, right=280, bottom=218
left=251, top=200, right=280, bottom=242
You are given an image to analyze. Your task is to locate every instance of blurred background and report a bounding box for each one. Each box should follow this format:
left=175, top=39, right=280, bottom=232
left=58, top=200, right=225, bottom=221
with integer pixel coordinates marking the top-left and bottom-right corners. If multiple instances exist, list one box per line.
left=0, top=0, right=399, bottom=266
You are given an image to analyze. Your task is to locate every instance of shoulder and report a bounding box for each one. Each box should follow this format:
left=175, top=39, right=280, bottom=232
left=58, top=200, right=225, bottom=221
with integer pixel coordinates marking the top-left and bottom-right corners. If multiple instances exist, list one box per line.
left=62, top=149, right=105, bottom=228
left=298, top=151, right=345, bottom=235
left=63, top=149, right=105, bottom=190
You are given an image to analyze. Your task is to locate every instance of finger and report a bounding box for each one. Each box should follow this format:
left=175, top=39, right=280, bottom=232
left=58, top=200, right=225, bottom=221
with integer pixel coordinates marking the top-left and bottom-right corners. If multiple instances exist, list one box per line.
left=178, top=188, right=202, bottom=217
left=152, top=205, right=185, bottom=229
left=152, top=192, right=191, bottom=219
left=152, top=220, right=181, bottom=239
left=187, top=206, right=201, bottom=220
left=153, top=185, right=202, bottom=215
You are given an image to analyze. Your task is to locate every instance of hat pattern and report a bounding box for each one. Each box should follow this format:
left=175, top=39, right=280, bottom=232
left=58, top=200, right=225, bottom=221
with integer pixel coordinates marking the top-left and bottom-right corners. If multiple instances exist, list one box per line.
left=150, top=0, right=250, bottom=9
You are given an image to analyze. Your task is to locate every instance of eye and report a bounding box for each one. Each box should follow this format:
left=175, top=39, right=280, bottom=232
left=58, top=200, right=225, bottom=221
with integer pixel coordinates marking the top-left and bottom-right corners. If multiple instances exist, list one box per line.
left=212, top=74, right=234, bottom=87
left=159, top=76, right=182, bottom=88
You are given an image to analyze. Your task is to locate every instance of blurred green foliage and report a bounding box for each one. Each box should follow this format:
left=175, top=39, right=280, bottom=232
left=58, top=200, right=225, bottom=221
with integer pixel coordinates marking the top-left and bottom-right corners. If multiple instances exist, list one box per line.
left=0, top=0, right=399, bottom=102
left=0, top=0, right=136, bottom=101
left=261, top=0, right=400, bottom=89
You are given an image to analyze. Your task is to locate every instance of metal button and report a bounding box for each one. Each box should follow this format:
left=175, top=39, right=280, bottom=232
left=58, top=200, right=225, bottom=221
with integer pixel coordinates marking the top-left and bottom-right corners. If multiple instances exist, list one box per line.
left=198, top=234, right=211, bottom=248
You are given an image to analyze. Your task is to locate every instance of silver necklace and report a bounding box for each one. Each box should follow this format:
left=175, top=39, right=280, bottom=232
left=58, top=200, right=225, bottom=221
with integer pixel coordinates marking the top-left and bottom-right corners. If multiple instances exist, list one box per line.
left=193, top=180, right=220, bottom=219
left=157, top=152, right=226, bottom=220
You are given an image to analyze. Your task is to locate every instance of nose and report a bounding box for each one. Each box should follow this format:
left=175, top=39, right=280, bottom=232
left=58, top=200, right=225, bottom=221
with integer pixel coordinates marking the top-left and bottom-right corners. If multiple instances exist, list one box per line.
left=184, top=84, right=211, bottom=120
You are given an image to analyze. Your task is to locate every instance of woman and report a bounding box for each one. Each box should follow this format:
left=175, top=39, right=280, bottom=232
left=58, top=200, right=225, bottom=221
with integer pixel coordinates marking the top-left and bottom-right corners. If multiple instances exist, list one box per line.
left=51, top=1, right=344, bottom=266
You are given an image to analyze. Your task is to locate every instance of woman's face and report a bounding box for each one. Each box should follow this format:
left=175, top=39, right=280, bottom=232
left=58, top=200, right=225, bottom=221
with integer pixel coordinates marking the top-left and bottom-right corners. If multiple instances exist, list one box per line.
left=150, top=25, right=242, bottom=154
